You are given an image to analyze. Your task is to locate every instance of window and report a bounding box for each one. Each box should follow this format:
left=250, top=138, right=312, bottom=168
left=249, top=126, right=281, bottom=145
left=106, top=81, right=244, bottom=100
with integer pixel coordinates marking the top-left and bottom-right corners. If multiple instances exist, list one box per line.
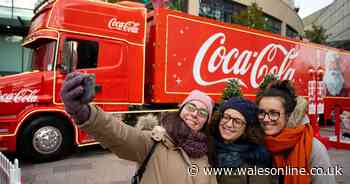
left=199, top=0, right=246, bottom=24
left=169, top=0, right=188, bottom=12
left=199, top=1, right=223, bottom=21
left=0, top=0, right=11, bottom=7
left=264, top=14, right=282, bottom=34
left=29, top=40, right=56, bottom=71
left=64, top=39, right=99, bottom=69
left=286, top=24, right=299, bottom=39
left=13, top=0, right=35, bottom=9
left=0, top=35, right=31, bottom=75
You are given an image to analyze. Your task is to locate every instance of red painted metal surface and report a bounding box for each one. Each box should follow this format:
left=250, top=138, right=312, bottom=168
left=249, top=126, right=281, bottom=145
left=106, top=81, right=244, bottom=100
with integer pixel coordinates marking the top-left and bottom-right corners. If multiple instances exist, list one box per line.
left=150, top=8, right=350, bottom=104
left=326, top=106, right=350, bottom=149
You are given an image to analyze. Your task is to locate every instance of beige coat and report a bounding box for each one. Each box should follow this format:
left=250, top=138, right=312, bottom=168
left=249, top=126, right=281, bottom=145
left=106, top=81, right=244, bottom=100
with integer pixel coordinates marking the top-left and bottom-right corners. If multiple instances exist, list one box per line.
left=79, top=105, right=217, bottom=184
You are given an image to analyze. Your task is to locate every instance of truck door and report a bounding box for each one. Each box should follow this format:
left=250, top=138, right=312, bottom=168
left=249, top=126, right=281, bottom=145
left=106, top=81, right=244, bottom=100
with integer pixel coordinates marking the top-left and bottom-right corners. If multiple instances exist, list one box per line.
left=54, top=35, right=132, bottom=104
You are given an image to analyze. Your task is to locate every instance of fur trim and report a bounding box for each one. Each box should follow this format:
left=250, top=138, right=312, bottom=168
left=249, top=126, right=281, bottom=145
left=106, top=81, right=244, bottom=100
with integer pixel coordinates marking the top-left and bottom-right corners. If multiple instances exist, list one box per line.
left=151, top=126, right=166, bottom=142
left=287, top=96, right=307, bottom=128
left=135, top=114, right=159, bottom=131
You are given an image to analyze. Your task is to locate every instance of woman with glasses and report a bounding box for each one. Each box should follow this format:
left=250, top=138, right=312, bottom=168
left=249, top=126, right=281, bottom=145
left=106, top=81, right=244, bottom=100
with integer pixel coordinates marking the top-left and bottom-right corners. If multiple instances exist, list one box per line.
left=208, top=97, right=273, bottom=184
left=60, top=72, right=217, bottom=184
left=257, top=80, right=336, bottom=184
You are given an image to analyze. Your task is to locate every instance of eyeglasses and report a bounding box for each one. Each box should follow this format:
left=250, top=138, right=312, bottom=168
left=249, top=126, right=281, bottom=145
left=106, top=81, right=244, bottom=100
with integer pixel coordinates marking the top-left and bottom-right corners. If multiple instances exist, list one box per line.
left=184, top=103, right=209, bottom=119
left=220, top=114, right=246, bottom=128
left=258, top=110, right=281, bottom=121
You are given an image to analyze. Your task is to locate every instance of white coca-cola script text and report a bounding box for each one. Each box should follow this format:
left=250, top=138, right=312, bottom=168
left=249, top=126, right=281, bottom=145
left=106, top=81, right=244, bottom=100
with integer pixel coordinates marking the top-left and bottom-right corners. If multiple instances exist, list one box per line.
left=193, top=33, right=298, bottom=88
left=0, top=89, right=39, bottom=103
left=108, top=18, right=140, bottom=34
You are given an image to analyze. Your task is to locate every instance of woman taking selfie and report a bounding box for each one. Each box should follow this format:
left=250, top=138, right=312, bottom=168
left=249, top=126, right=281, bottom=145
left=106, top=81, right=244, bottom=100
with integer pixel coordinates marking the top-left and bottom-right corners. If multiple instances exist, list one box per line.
left=60, top=72, right=217, bottom=184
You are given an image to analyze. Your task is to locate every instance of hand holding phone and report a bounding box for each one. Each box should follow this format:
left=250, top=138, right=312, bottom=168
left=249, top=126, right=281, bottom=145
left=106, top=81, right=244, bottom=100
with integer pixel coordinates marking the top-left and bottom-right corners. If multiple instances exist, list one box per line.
left=81, top=74, right=96, bottom=104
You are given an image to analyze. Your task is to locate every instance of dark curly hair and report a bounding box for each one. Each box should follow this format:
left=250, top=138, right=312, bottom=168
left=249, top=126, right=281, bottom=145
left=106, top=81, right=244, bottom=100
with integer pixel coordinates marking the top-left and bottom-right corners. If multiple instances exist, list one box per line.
left=256, top=80, right=297, bottom=118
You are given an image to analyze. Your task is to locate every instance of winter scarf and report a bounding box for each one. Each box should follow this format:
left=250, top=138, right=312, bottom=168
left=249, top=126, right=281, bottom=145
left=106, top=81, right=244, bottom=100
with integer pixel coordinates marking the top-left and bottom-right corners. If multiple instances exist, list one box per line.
left=265, top=124, right=313, bottom=184
left=214, top=138, right=272, bottom=168
left=161, top=112, right=208, bottom=158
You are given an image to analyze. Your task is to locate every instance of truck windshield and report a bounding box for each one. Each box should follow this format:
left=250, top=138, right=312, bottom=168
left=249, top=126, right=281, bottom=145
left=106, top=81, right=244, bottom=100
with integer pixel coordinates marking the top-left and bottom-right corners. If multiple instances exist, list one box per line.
left=29, top=40, right=57, bottom=71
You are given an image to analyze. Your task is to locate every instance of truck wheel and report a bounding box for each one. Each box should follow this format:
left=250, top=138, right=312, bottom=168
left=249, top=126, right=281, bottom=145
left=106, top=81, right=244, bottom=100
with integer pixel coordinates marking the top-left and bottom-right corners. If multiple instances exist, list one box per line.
left=19, top=116, right=74, bottom=162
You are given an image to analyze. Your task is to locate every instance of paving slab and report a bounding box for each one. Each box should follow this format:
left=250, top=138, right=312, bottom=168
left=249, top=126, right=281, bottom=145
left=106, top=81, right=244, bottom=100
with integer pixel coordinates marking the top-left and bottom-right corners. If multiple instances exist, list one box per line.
left=15, top=145, right=350, bottom=184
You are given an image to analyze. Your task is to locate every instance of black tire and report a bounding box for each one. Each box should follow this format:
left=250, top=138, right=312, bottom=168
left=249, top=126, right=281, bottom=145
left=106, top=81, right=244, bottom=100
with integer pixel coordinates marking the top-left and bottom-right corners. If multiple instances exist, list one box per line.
left=18, top=116, right=74, bottom=163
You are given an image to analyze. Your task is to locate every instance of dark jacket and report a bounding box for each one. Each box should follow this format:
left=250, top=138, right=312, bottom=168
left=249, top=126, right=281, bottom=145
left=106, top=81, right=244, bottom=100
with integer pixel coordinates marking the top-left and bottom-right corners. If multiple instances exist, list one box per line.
left=208, top=111, right=274, bottom=184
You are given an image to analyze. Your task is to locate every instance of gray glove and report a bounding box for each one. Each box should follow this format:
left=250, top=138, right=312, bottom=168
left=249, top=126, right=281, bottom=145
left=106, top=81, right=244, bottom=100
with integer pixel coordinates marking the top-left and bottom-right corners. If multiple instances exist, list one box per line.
left=60, top=72, right=96, bottom=124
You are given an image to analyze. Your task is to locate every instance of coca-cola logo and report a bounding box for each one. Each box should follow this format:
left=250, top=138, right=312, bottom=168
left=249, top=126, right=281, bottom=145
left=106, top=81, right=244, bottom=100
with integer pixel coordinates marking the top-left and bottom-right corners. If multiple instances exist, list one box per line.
left=108, top=18, right=140, bottom=34
left=0, top=89, right=39, bottom=103
left=193, top=33, right=298, bottom=88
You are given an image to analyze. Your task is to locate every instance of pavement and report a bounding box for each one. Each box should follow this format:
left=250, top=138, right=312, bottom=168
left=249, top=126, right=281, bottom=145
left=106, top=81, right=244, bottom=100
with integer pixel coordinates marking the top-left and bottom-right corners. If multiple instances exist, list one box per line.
left=14, top=144, right=350, bottom=184
left=328, top=148, right=350, bottom=184
left=19, top=146, right=137, bottom=184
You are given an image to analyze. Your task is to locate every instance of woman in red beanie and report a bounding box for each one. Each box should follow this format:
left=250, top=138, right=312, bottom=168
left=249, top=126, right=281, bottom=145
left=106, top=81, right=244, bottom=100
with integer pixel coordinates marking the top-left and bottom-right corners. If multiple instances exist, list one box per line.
left=60, top=72, right=217, bottom=184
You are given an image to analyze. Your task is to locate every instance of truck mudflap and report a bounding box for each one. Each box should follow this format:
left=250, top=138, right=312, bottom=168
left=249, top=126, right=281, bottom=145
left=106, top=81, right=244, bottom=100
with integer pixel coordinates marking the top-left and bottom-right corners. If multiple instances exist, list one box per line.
left=0, top=135, right=16, bottom=152
left=0, top=116, right=18, bottom=152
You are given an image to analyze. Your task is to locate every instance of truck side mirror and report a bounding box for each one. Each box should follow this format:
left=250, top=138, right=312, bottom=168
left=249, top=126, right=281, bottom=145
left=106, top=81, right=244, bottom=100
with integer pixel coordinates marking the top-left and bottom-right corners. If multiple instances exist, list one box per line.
left=61, top=40, right=77, bottom=74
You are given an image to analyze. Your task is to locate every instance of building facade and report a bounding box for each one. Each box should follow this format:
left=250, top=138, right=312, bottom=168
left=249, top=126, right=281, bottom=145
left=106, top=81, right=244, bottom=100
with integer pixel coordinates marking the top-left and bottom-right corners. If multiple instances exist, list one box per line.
left=0, top=0, right=34, bottom=76
left=187, top=0, right=303, bottom=38
left=303, top=0, right=350, bottom=50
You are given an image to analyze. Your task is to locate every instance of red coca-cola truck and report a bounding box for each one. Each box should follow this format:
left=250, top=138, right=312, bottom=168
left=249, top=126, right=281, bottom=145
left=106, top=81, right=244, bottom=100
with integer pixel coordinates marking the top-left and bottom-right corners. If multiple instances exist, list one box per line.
left=0, top=0, right=350, bottom=162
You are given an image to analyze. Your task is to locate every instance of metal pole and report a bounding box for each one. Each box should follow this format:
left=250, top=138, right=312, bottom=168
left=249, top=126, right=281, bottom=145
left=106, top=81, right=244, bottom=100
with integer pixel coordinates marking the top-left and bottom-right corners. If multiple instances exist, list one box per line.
left=315, top=74, right=318, bottom=118
left=21, top=47, right=24, bottom=72
left=314, top=72, right=320, bottom=136
left=11, top=0, right=14, bottom=19
left=335, top=106, right=341, bottom=143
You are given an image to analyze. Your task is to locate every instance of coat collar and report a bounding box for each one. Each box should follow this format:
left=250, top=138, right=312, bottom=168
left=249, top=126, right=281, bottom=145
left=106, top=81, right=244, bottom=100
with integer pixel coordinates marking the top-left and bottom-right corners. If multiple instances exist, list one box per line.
left=151, top=126, right=193, bottom=165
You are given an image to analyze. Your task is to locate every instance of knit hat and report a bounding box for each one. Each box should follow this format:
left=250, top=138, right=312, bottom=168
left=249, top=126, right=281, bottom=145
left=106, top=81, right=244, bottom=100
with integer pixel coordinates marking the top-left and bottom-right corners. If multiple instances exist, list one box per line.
left=220, top=97, right=258, bottom=125
left=180, top=90, right=214, bottom=122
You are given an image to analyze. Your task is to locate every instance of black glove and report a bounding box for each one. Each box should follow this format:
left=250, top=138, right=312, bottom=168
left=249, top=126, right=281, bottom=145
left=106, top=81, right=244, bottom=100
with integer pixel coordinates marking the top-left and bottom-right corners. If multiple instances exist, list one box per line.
left=60, top=72, right=96, bottom=124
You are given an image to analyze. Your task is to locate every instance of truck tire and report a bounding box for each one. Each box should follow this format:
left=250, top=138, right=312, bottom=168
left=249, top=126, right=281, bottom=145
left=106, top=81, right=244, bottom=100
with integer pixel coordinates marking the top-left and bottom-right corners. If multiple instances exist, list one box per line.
left=19, top=116, right=74, bottom=162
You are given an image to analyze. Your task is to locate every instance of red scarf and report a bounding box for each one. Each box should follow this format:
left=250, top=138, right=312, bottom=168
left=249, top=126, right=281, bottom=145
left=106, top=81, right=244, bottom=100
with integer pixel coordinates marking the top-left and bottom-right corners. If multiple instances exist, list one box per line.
left=265, top=124, right=313, bottom=184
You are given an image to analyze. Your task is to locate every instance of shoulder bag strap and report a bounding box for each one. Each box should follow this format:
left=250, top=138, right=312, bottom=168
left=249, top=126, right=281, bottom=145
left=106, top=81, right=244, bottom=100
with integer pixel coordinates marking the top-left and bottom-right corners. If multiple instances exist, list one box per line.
left=131, top=142, right=159, bottom=184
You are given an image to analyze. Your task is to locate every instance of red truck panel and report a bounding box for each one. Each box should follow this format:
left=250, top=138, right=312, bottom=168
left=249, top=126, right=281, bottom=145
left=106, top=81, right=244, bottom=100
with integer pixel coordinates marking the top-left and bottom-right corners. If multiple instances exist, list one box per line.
left=149, top=8, right=350, bottom=104
left=48, top=0, right=146, bottom=46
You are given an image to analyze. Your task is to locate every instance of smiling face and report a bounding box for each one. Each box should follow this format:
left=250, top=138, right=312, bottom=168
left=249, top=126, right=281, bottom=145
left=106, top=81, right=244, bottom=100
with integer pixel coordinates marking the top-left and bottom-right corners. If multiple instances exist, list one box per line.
left=219, top=109, right=246, bottom=143
left=179, top=100, right=209, bottom=131
left=258, top=97, right=287, bottom=136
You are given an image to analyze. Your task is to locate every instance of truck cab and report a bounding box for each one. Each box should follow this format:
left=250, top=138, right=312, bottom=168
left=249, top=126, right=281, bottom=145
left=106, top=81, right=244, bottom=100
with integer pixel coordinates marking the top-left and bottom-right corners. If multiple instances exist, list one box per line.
left=0, top=0, right=148, bottom=162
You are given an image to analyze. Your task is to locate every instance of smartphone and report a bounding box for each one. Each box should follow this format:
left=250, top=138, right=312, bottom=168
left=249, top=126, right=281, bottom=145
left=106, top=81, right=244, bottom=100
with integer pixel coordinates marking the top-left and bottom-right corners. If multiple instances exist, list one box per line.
left=81, top=74, right=96, bottom=103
